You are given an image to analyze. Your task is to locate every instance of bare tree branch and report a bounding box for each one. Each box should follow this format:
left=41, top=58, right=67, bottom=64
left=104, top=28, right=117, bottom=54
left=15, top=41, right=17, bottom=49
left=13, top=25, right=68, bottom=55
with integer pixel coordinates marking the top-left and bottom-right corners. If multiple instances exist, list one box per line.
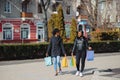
left=80, top=0, right=98, bottom=28
left=45, top=0, right=50, bottom=10
left=40, top=0, right=45, bottom=11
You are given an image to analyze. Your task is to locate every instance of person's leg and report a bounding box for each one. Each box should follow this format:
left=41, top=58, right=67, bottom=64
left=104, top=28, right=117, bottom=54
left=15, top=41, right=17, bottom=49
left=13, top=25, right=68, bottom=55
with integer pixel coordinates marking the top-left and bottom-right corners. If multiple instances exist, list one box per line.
left=75, top=51, right=81, bottom=76
left=81, top=50, right=87, bottom=72
left=56, top=56, right=61, bottom=72
left=53, top=57, right=58, bottom=75
left=76, top=53, right=80, bottom=71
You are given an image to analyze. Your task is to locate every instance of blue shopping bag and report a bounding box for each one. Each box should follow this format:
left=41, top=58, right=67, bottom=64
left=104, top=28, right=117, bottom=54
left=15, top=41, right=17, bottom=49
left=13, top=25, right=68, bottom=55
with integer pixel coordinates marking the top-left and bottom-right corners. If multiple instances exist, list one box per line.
left=87, top=50, right=94, bottom=61
left=44, top=57, right=52, bottom=66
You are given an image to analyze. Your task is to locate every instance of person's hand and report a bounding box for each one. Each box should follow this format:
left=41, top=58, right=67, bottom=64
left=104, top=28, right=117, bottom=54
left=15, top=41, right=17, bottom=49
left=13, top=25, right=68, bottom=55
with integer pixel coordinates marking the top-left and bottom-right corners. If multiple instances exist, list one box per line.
left=64, top=54, right=66, bottom=57
left=88, top=47, right=92, bottom=50
left=71, top=53, right=74, bottom=56
left=46, top=53, right=48, bottom=57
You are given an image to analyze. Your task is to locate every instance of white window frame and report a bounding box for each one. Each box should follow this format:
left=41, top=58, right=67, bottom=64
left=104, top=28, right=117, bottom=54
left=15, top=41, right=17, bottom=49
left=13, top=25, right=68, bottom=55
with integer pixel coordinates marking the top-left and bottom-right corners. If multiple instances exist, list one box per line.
left=20, top=23, right=30, bottom=39
left=36, top=23, right=44, bottom=42
left=2, top=23, right=13, bottom=40
left=4, top=1, right=11, bottom=13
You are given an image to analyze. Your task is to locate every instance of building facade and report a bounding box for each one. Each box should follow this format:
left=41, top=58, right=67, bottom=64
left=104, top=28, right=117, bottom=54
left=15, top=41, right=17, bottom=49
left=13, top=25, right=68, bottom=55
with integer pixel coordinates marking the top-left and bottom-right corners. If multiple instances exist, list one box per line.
left=1, top=0, right=119, bottom=43
left=0, top=0, right=81, bottom=43
left=97, top=0, right=120, bottom=28
left=0, top=0, right=38, bottom=43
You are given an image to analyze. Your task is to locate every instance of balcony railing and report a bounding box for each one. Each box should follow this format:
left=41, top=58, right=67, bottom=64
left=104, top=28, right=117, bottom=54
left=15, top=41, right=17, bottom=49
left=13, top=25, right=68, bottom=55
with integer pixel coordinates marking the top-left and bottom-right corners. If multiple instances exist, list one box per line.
left=21, top=12, right=33, bottom=18
left=78, top=15, right=88, bottom=19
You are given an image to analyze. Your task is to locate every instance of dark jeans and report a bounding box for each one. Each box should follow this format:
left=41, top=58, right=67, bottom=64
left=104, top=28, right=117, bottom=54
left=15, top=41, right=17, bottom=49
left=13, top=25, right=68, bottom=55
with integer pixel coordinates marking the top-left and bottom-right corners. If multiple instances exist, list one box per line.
left=76, top=50, right=86, bottom=72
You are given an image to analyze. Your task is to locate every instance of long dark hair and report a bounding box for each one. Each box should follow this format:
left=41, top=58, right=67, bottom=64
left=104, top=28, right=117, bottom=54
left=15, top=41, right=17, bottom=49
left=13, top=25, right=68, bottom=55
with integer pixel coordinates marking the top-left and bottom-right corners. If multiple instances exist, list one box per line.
left=77, top=31, right=84, bottom=37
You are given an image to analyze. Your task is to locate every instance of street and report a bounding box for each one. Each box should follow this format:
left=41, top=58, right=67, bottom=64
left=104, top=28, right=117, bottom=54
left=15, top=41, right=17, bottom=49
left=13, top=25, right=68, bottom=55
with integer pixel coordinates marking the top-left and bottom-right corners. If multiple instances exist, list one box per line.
left=0, top=52, right=120, bottom=80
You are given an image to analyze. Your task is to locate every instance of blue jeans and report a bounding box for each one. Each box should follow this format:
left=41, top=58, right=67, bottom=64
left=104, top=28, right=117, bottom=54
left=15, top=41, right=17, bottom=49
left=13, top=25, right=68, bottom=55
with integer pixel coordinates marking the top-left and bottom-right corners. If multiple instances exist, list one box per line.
left=53, top=56, right=61, bottom=71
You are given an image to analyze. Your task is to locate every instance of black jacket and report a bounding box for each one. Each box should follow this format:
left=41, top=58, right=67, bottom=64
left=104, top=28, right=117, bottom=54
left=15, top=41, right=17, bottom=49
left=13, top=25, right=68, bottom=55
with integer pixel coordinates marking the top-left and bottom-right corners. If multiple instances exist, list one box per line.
left=47, top=36, right=66, bottom=57
left=72, top=36, right=88, bottom=53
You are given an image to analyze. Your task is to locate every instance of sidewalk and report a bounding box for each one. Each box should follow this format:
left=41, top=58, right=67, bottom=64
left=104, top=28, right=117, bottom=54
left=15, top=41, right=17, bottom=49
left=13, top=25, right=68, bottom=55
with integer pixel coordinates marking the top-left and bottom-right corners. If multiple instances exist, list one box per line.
left=0, top=53, right=120, bottom=80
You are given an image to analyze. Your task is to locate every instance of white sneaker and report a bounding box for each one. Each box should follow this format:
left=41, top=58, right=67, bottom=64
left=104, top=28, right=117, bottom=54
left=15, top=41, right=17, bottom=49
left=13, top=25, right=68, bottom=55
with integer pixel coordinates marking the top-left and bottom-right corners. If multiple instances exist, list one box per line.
left=75, top=71, right=80, bottom=76
left=79, top=72, right=83, bottom=77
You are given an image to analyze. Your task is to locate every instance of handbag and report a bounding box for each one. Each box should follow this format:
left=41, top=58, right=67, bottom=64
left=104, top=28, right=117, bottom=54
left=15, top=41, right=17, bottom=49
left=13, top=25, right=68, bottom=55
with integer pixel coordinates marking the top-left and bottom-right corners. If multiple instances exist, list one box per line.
left=87, top=50, right=94, bottom=61
left=61, top=57, right=68, bottom=68
left=70, top=56, right=76, bottom=67
left=44, top=57, right=52, bottom=66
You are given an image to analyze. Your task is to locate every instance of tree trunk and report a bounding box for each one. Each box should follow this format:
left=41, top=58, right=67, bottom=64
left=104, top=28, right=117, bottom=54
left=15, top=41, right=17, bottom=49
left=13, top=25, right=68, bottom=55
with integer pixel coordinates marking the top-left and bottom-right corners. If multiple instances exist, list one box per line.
left=44, top=10, right=48, bottom=41
left=40, top=0, right=50, bottom=42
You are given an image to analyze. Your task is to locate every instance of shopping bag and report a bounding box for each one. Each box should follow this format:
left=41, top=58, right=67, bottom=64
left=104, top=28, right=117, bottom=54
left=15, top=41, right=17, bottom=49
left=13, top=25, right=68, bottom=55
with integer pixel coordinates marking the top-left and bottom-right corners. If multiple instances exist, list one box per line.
left=61, top=57, right=68, bottom=68
left=44, top=57, right=52, bottom=66
left=70, top=56, right=76, bottom=67
left=87, top=50, right=94, bottom=61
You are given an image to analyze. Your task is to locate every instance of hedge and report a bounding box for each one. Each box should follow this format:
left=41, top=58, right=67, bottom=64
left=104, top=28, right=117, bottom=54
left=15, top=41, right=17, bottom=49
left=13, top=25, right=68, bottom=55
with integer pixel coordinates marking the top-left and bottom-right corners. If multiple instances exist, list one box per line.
left=91, top=31, right=120, bottom=41
left=0, top=41, right=120, bottom=60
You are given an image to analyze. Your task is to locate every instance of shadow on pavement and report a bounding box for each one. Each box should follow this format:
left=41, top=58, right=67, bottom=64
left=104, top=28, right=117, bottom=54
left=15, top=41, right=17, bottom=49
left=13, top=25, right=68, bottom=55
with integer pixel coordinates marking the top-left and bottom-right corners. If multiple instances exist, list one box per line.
left=61, top=68, right=97, bottom=76
left=100, top=68, right=120, bottom=78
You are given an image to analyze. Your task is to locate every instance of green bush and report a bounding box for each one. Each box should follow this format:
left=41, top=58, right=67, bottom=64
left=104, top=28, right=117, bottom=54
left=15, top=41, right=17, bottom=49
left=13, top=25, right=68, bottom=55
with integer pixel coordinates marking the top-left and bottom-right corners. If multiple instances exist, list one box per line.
left=89, top=41, right=120, bottom=53
left=0, top=44, right=48, bottom=60
left=91, top=31, right=119, bottom=41
left=100, top=31, right=118, bottom=40
left=0, top=41, right=120, bottom=60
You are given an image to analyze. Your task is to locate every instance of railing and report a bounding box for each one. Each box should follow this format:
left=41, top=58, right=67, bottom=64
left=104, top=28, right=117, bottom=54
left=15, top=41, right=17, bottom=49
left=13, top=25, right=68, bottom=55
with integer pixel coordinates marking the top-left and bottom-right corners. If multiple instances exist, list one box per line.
left=78, top=15, right=88, bottom=19
left=21, top=12, right=33, bottom=18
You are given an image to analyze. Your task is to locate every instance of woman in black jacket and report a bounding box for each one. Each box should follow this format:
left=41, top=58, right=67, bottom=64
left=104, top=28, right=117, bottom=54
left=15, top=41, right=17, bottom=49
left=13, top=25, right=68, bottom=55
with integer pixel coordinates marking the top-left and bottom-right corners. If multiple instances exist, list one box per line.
left=71, top=31, right=91, bottom=77
left=46, top=28, right=66, bottom=76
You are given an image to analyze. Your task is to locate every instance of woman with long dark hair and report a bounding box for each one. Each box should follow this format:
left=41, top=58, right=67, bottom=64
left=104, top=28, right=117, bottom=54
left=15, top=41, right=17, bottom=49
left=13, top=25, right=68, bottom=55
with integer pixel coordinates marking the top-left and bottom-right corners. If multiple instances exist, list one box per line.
left=71, top=31, right=91, bottom=77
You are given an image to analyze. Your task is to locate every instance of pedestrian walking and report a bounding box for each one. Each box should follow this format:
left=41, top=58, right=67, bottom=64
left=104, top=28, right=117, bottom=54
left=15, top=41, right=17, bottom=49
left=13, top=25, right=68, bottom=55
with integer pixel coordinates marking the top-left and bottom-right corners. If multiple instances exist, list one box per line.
left=46, top=28, right=66, bottom=76
left=71, top=31, right=91, bottom=77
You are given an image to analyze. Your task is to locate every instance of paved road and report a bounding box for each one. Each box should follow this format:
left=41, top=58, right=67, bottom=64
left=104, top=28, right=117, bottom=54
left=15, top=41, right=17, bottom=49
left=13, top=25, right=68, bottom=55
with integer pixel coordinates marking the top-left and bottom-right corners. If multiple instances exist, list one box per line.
left=0, top=53, right=120, bottom=80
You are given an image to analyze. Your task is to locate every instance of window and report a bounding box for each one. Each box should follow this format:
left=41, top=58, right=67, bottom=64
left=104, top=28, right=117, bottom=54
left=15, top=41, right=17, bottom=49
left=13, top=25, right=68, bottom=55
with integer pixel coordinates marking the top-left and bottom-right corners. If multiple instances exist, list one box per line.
left=36, top=23, right=44, bottom=41
left=78, top=25, right=83, bottom=31
left=52, top=2, right=60, bottom=12
left=22, top=3, right=27, bottom=12
left=52, top=4, right=57, bottom=11
left=66, top=6, right=70, bottom=15
left=38, top=27, right=44, bottom=41
left=116, top=3, right=120, bottom=11
left=21, top=24, right=30, bottom=39
left=38, top=3, right=42, bottom=13
left=3, top=23, right=13, bottom=40
left=65, top=23, right=70, bottom=38
left=101, top=2, right=105, bottom=10
left=4, top=1, right=11, bottom=13
left=77, top=5, right=83, bottom=15
left=108, top=1, right=112, bottom=10
left=116, top=15, right=120, bottom=22
left=98, top=2, right=105, bottom=13
left=3, top=28, right=12, bottom=40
